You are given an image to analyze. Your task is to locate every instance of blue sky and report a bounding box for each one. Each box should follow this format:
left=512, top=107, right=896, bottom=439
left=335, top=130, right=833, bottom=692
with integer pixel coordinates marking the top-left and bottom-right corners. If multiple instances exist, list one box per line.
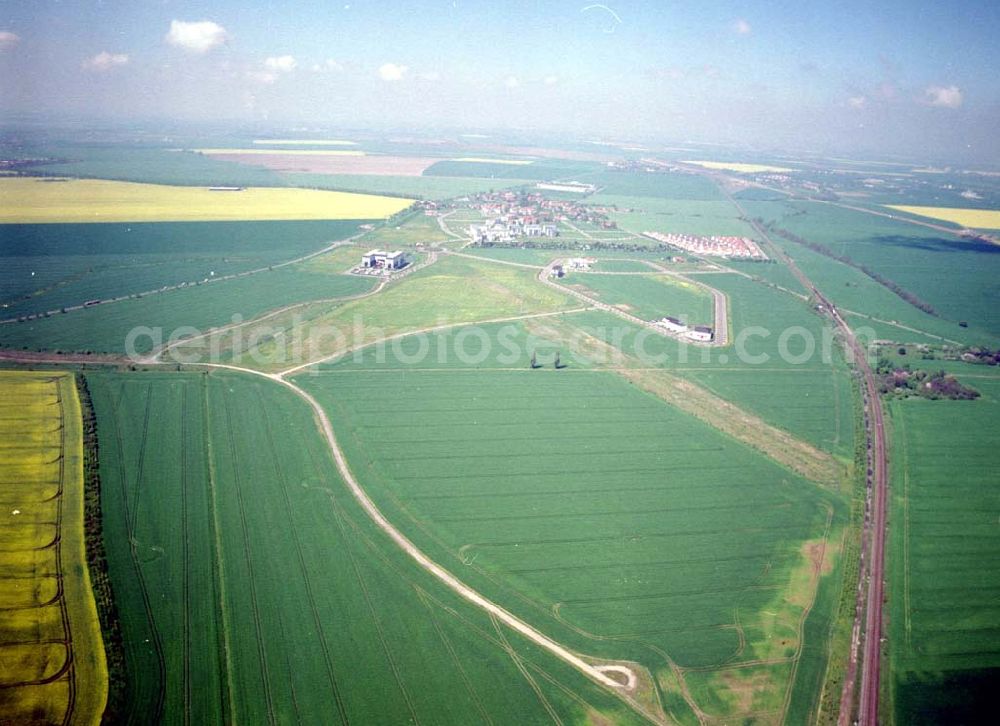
left=1, top=1, right=998, bottom=161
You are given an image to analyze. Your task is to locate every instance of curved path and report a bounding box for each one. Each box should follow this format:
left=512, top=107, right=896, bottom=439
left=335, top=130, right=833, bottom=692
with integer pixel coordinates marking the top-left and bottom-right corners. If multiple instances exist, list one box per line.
left=538, top=259, right=729, bottom=347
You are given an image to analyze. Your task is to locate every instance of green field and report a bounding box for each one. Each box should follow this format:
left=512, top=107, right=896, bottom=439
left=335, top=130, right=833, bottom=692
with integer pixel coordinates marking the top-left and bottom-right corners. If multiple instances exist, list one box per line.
left=594, top=195, right=761, bottom=238
left=554, top=272, right=857, bottom=460
left=0, top=266, right=374, bottom=354
left=593, top=259, right=658, bottom=272
left=424, top=158, right=604, bottom=181
left=461, top=247, right=710, bottom=269
left=0, top=220, right=369, bottom=319
left=295, top=363, right=848, bottom=724
left=563, top=272, right=715, bottom=325
left=886, top=368, right=1000, bottom=724
left=744, top=200, right=1000, bottom=344
left=25, top=145, right=290, bottom=187
left=165, top=254, right=579, bottom=371
left=574, top=170, right=727, bottom=200
left=284, top=173, right=529, bottom=200
left=86, top=369, right=649, bottom=724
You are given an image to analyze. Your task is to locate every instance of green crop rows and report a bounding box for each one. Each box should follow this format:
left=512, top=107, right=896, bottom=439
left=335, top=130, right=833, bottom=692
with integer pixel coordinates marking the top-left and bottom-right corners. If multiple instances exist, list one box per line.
left=564, top=272, right=714, bottom=325
left=886, top=369, right=1000, bottom=724
left=296, top=366, right=847, bottom=723
left=87, top=369, right=647, bottom=725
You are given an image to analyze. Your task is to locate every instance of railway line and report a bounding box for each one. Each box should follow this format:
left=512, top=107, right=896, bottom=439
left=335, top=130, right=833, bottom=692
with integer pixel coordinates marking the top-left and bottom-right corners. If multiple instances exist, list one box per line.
left=731, top=191, right=888, bottom=726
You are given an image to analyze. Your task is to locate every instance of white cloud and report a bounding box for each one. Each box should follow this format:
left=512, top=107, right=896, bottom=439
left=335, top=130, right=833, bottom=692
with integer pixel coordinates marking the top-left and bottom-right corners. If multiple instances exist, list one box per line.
left=504, top=75, right=520, bottom=89
left=0, top=31, right=20, bottom=52
left=165, top=20, right=228, bottom=54
left=848, top=95, right=867, bottom=109
left=419, top=71, right=441, bottom=82
left=544, top=75, right=559, bottom=85
left=734, top=19, right=752, bottom=35
left=83, top=51, right=129, bottom=72
left=264, top=55, right=296, bottom=73
left=923, top=84, right=963, bottom=108
left=378, top=62, right=407, bottom=81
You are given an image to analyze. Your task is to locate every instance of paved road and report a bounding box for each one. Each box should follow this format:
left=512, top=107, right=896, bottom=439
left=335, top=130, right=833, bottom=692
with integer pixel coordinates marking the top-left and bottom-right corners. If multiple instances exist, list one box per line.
left=643, top=260, right=729, bottom=346
left=538, top=259, right=729, bottom=347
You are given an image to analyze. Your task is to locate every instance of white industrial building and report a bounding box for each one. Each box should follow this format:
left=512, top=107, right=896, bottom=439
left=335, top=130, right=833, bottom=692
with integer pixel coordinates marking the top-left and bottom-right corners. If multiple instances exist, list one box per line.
left=684, top=326, right=714, bottom=342
left=362, top=249, right=406, bottom=270
left=656, top=316, right=688, bottom=333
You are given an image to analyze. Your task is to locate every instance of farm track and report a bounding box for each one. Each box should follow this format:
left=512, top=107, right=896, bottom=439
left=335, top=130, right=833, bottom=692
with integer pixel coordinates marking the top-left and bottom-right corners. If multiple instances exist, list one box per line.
left=537, top=259, right=729, bottom=347
left=337, top=503, right=660, bottom=724
left=7, top=198, right=857, bottom=723
left=105, top=381, right=167, bottom=724
left=199, top=375, right=237, bottom=724
left=180, top=386, right=192, bottom=726
left=154, top=248, right=440, bottom=365
left=54, top=385, right=75, bottom=726
left=413, top=586, right=495, bottom=725
left=329, top=501, right=422, bottom=724
left=218, top=392, right=278, bottom=726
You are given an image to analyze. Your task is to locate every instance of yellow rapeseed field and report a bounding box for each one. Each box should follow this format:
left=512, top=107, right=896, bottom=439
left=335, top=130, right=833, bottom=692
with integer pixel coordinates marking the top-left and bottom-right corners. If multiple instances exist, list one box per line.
left=885, top=205, right=1000, bottom=230
left=196, top=148, right=365, bottom=156
left=0, top=177, right=414, bottom=223
left=451, top=157, right=534, bottom=165
left=682, top=160, right=794, bottom=173
left=0, top=371, right=107, bottom=725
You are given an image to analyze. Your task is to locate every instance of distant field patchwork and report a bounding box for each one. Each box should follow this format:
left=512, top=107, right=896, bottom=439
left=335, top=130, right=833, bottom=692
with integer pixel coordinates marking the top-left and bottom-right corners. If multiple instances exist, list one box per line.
left=0, top=371, right=106, bottom=725
left=197, top=151, right=439, bottom=176
left=0, top=178, right=413, bottom=223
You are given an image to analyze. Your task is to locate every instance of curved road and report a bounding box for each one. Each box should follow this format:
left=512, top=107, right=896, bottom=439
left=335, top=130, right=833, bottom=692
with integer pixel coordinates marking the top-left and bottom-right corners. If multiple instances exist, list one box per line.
left=538, top=259, right=729, bottom=347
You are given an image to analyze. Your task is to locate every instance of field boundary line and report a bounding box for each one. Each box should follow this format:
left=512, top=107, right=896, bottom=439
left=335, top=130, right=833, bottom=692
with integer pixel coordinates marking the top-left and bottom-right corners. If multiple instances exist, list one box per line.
left=276, top=306, right=590, bottom=377
left=104, top=380, right=167, bottom=723
left=198, top=363, right=630, bottom=694
left=328, top=500, right=421, bottom=724
left=200, top=375, right=238, bottom=725
left=253, top=386, right=351, bottom=725
left=413, top=586, right=494, bottom=725
left=538, top=259, right=730, bottom=348
left=180, top=385, right=192, bottom=726
left=218, top=391, right=277, bottom=726
left=896, top=407, right=912, bottom=645
left=2, top=231, right=371, bottom=328
left=490, top=613, right=565, bottom=726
